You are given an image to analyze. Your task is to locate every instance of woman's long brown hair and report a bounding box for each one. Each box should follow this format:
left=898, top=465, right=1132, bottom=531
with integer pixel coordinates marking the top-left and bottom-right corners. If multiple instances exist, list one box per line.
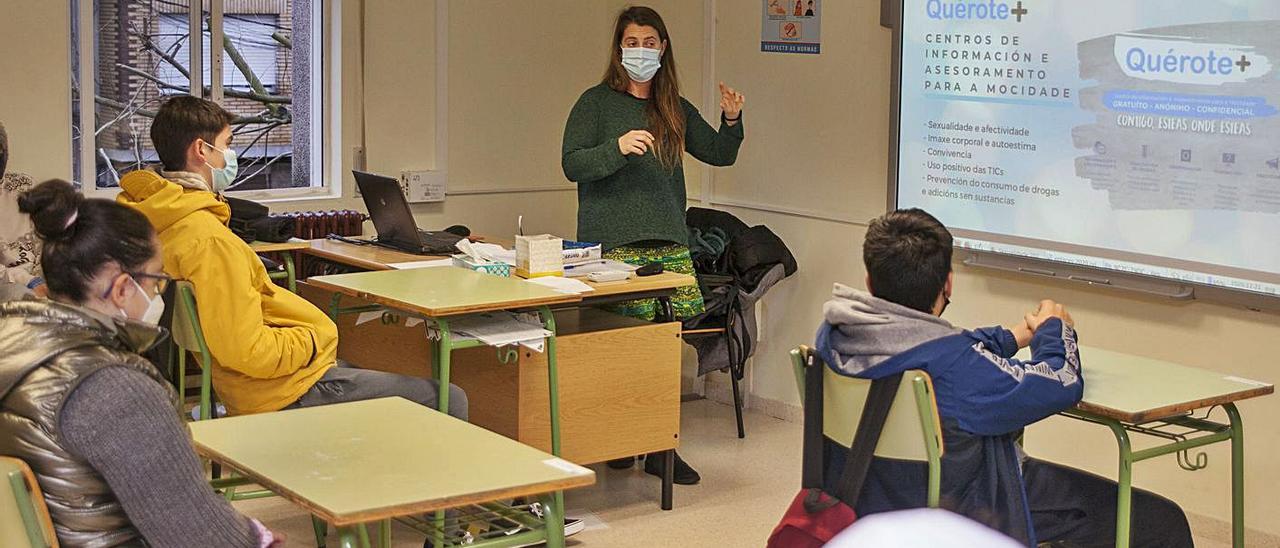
left=603, top=6, right=685, bottom=171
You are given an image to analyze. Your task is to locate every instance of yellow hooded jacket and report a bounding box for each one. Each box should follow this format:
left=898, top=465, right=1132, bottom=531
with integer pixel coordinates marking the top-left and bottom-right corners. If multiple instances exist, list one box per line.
left=118, top=170, right=336, bottom=415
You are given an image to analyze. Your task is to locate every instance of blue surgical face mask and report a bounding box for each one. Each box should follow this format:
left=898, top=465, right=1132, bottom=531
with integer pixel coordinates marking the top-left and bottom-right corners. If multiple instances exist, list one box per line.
left=621, top=47, right=662, bottom=83
left=202, top=141, right=239, bottom=192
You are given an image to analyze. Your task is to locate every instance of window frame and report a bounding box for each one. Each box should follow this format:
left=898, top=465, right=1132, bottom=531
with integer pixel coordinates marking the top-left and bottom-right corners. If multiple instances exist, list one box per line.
left=72, top=0, right=342, bottom=202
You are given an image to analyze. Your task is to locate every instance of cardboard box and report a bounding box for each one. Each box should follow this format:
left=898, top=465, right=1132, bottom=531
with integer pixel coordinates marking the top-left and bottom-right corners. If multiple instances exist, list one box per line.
left=516, top=234, right=564, bottom=278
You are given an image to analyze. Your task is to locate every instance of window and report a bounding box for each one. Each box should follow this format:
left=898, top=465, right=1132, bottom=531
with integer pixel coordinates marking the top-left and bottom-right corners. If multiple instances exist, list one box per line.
left=156, top=14, right=281, bottom=92
left=70, top=0, right=338, bottom=198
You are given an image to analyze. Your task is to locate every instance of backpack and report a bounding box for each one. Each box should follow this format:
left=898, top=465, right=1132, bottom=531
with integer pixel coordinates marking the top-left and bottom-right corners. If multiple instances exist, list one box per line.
left=767, top=350, right=902, bottom=547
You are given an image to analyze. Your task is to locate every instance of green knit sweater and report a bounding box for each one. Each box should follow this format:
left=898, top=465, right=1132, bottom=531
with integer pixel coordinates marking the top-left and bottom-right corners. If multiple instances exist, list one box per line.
left=561, top=83, right=744, bottom=250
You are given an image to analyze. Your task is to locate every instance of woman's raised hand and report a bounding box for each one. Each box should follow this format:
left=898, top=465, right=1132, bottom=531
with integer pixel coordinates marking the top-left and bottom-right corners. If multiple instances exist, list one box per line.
left=719, top=82, right=745, bottom=121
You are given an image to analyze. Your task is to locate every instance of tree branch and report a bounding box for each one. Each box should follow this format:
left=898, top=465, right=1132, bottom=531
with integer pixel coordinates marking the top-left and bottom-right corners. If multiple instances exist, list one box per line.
left=115, top=63, right=292, bottom=105
left=221, top=36, right=281, bottom=117
left=95, top=95, right=275, bottom=125
left=271, top=31, right=292, bottom=49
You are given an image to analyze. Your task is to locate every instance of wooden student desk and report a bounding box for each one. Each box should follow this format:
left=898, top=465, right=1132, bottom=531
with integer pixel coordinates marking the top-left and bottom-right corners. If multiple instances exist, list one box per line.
left=304, top=238, right=695, bottom=305
left=298, top=238, right=694, bottom=510
left=1057, top=346, right=1274, bottom=548
left=190, top=397, right=595, bottom=548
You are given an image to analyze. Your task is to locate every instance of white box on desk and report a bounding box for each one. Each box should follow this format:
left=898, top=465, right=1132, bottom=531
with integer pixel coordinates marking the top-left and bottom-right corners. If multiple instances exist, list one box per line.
left=516, top=234, right=563, bottom=278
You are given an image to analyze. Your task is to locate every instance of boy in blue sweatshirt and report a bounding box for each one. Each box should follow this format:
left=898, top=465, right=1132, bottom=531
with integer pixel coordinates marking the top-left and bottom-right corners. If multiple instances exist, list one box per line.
left=815, top=209, right=1190, bottom=547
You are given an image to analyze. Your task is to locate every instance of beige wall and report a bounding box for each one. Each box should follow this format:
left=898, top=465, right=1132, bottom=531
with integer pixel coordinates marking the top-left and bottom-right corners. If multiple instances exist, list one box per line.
left=0, top=2, right=72, bottom=183
left=710, top=0, right=1280, bottom=539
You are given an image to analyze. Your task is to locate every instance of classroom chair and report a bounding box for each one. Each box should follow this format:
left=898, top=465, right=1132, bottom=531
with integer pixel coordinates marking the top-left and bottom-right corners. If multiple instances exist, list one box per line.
left=790, top=346, right=946, bottom=507
left=170, top=281, right=281, bottom=505
left=0, top=457, right=57, bottom=548
left=171, top=281, right=215, bottom=421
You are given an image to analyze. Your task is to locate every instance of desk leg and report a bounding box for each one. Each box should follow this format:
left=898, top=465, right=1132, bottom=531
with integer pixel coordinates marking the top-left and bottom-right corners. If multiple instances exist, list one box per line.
left=283, top=253, right=297, bottom=293
left=328, top=293, right=342, bottom=322
left=652, top=297, right=678, bottom=510
left=661, top=449, right=674, bottom=511
left=378, top=519, right=391, bottom=548
left=336, top=526, right=359, bottom=548
left=537, top=306, right=568, bottom=521
left=433, top=317, right=452, bottom=546
left=1103, top=419, right=1135, bottom=548
left=1226, top=403, right=1244, bottom=548
left=541, top=492, right=566, bottom=548
left=435, top=318, right=453, bottom=414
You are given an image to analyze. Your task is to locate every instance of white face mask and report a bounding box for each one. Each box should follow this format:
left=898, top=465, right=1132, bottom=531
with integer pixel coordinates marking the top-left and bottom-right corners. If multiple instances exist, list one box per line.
left=122, top=276, right=166, bottom=326
left=621, top=47, right=662, bottom=83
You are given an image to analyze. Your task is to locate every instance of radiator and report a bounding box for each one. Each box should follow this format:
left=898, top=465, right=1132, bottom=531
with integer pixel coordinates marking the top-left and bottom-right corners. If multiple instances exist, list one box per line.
left=272, top=209, right=366, bottom=239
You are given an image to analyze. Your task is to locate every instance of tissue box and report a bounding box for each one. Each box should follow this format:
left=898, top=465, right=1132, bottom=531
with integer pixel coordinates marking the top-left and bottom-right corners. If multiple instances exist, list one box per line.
left=451, top=254, right=511, bottom=277
left=516, top=234, right=564, bottom=278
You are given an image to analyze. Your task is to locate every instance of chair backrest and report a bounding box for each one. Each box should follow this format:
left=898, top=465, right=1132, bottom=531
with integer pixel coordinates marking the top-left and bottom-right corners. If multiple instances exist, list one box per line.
left=790, top=346, right=944, bottom=461
left=170, top=281, right=216, bottom=421
left=170, top=281, right=209, bottom=356
left=0, top=457, right=57, bottom=548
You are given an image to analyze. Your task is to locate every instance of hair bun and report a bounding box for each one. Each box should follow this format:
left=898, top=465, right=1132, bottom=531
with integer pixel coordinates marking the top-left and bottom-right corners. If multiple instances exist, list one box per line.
left=18, top=179, right=84, bottom=242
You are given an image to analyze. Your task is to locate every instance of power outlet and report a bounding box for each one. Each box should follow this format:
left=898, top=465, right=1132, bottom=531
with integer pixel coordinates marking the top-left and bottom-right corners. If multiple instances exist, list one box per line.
left=400, top=170, right=447, bottom=203
left=352, top=146, right=367, bottom=197
left=352, top=146, right=367, bottom=172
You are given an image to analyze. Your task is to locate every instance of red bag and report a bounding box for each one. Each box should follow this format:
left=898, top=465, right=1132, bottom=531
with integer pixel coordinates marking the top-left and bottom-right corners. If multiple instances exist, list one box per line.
left=767, top=489, right=857, bottom=547
left=766, top=349, right=901, bottom=547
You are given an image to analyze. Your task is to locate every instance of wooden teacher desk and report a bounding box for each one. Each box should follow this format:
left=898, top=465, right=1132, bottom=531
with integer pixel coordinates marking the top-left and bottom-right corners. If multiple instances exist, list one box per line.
left=297, top=238, right=691, bottom=509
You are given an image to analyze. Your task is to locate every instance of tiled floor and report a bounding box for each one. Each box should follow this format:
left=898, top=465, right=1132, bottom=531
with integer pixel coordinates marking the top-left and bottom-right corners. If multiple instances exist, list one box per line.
left=235, top=399, right=1232, bottom=547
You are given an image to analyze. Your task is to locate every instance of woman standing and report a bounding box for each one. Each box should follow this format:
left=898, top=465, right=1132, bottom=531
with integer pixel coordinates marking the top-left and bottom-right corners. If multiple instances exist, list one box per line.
left=561, top=6, right=745, bottom=486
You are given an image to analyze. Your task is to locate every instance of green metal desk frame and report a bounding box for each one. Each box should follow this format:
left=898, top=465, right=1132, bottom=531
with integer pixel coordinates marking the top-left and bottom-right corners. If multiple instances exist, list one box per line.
left=265, top=252, right=298, bottom=292
left=323, top=294, right=567, bottom=548
left=1060, top=403, right=1244, bottom=548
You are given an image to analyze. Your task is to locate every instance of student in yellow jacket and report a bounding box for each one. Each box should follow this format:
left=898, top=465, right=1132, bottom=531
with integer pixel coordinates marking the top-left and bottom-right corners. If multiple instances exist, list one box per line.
left=117, top=96, right=468, bottom=420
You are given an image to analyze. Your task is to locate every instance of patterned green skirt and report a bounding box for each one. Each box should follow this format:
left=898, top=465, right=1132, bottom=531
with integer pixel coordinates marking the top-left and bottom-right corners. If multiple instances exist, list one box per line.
left=603, top=243, right=705, bottom=321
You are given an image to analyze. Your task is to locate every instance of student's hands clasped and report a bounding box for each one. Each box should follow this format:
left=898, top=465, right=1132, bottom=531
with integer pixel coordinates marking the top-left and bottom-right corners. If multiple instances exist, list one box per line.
left=618, top=129, right=655, bottom=156
left=1010, top=299, right=1075, bottom=348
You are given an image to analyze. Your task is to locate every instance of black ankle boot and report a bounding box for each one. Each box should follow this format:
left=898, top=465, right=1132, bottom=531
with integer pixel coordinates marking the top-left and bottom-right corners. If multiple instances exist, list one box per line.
left=643, top=451, right=700, bottom=485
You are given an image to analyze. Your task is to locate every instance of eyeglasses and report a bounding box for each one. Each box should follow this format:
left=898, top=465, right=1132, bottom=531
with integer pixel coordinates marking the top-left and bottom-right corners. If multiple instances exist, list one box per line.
left=99, top=271, right=172, bottom=300
left=128, top=272, right=172, bottom=295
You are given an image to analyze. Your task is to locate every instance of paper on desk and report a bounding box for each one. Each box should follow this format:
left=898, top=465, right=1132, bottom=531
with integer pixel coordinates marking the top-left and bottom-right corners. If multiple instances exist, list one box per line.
left=525, top=276, right=596, bottom=294
left=563, top=259, right=637, bottom=278
left=456, top=239, right=511, bottom=264
left=388, top=259, right=455, bottom=270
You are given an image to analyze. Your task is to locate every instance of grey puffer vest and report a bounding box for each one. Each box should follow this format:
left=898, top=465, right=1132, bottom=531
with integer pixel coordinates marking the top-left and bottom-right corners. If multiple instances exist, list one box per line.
left=0, top=298, right=173, bottom=547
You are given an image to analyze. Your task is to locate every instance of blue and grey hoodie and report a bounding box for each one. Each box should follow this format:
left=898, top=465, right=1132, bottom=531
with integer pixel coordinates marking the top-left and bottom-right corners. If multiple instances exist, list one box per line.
left=814, top=284, right=1082, bottom=546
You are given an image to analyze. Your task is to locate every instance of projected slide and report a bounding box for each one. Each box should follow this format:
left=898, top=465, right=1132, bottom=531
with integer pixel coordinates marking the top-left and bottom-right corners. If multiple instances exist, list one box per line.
left=896, top=0, right=1280, bottom=297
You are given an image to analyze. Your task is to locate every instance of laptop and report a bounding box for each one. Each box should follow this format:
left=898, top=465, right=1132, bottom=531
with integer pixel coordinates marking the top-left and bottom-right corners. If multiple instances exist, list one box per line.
left=353, top=170, right=462, bottom=254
